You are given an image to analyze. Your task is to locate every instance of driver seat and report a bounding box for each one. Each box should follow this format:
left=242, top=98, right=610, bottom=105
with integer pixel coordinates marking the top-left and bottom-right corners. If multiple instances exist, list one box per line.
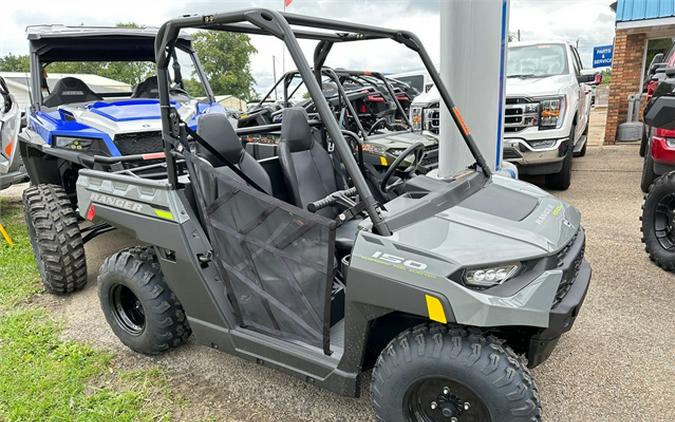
left=132, top=76, right=159, bottom=98
left=43, top=77, right=103, bottom=108
left=279, top=107, right=361, bottom=250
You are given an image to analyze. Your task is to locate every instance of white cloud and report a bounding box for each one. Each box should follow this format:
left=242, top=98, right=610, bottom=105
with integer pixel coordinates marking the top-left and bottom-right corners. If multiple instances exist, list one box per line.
left=1, top=0, right=616, bottom=94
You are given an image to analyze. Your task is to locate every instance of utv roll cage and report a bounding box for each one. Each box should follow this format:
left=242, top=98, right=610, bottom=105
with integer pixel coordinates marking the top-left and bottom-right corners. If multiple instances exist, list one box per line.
left=254, top=67, right=415, bottom=136
left=156, top=9, right=492, bottom=236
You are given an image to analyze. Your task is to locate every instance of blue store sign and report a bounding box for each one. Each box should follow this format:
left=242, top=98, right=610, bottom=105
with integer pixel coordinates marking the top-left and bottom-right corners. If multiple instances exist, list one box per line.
left=593, top=45, right=613, bottom=68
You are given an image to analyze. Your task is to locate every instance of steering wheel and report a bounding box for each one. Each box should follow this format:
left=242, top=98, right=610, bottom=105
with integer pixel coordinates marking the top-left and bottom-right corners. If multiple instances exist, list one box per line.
left=368, top=117, right=389, bottom=135
left=380, top=142, right=426, bottom=193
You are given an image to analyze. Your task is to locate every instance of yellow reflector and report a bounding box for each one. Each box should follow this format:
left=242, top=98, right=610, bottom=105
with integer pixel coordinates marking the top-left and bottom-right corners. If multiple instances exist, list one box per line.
left=425, top=294, right=447, bottom=324
left=379, top=156, right=388, bottom=166
left=154, top=209, right=174, bottom=220
left=0, top=223, right=14, bottom=246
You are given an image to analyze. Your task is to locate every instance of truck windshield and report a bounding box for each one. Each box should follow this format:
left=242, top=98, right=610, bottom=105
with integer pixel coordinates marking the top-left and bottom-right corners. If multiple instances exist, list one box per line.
left=507, top=44, right=568, bottom=78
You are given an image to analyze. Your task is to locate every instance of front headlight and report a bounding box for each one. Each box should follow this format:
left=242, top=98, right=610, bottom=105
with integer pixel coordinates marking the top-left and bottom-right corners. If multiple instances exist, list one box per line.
left=464, top=263, right=520, bottom=288
left=410, top=107, right=423, bottom=131
left=53, top=136, right=96, bottom=150
left=539, top=96, right=565, bottom=129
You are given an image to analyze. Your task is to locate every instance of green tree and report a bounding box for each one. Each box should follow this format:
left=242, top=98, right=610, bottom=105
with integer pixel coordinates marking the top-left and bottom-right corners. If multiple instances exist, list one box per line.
left=191, top=31, right=257, bottom=100
left=0, top=53, right=29, bottom=72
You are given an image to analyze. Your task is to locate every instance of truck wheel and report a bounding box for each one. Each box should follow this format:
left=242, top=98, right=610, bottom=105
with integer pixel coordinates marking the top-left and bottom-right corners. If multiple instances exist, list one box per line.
left=371, top=324, right=541, bottom=422
left=98, top=246, right=191, bottom=355
left=22, top=184, right=87, bottom=294
left=545, top=133, right=574, bottom=191
left=640, top=152, right=657, bottom=193
left=641, top=172, right=675, bottom=271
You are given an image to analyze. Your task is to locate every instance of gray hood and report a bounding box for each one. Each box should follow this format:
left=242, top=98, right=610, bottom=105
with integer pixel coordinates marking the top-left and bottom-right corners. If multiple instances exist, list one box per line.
left=391, top=175, right=580, bottom=267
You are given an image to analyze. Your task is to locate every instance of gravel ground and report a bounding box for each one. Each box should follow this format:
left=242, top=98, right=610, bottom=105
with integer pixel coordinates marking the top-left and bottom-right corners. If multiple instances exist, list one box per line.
left=2, top=110, right=674, bottom=421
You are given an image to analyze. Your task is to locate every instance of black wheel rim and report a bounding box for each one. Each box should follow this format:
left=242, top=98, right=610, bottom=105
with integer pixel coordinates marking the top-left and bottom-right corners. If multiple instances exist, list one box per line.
left=110, top=284, right=145, bottom=335
left=653, top=192, right=675, bottom=251
left=403, top=377, right=491, bottom=422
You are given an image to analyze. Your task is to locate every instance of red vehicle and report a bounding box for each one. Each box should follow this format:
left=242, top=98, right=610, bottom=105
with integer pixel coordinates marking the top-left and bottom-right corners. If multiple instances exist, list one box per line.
left=640, top=43, right=675, bottom=192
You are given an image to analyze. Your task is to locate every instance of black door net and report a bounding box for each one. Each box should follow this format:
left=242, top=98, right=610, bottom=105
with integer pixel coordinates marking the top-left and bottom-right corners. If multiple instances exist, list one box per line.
left=189, top=155, right=336, bottom=352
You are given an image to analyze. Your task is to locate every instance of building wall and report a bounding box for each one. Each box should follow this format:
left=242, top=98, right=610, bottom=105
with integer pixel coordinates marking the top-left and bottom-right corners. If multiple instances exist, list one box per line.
left=604, top=30, right=646, bottom=144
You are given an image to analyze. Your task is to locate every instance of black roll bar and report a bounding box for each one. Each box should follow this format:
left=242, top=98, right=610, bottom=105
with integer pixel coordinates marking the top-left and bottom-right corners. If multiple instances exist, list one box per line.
left=154, top=8, right=493, bottom=236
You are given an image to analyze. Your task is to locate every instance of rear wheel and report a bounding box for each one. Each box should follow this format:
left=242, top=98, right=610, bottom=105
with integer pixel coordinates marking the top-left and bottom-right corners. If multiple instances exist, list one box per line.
left=22, top=184, right=87, bottom=294
left=641, top=172, right=675, bottom=271
left=98, top=246, right=191, bottom=354
left=371, top=324, right=541, bottom=422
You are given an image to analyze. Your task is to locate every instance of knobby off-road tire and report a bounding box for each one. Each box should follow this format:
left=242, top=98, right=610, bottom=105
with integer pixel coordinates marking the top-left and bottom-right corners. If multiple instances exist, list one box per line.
left=640, top=150, right=657, bottom=193
left=641, top=172, right=675, bottom=271
left=371, top=324, right=541, bottom=422
left=98, top=246, right=191, bottom=355
left=22, top=184, right=87, bottom=294
left=545, top=124, right=575, bottom=191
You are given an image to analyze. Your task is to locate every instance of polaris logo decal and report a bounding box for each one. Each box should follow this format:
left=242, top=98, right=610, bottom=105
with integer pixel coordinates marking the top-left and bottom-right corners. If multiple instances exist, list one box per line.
left=91, top=193, right=143, bottom=212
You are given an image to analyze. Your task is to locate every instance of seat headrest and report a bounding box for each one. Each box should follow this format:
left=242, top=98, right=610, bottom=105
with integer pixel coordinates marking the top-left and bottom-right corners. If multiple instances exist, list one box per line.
left=132, top=76, right=159, bottom=98
left=197, top=113, right=243, bottom=166
left=281, top=107, right=313, bottom=152
left=43, top=77, right=101, bottom=107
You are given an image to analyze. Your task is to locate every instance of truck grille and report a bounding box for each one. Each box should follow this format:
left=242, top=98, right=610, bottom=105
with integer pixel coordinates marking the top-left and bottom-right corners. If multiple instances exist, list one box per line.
left=113, top=131, right=164, bottom=155
left=504, top=97, right=538, bottom=133
left=553, top=229, right=585, bottom=306
left=423, top=105, right=440, bottom=134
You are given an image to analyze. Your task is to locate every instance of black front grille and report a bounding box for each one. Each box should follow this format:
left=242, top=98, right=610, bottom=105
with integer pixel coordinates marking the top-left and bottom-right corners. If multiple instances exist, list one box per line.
left=553, top=229, right=585, bottom=305
left=113, top=131, right=164, bottom=155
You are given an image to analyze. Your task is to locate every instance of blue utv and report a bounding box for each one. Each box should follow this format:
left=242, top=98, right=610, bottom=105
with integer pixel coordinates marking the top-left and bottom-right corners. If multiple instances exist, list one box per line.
left=18, top=25, right=224, bottom=294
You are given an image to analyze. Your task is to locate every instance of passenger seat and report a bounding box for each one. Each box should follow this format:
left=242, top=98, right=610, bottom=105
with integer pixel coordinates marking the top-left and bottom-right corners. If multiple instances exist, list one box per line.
left=196, top=113, right=273, bottom=196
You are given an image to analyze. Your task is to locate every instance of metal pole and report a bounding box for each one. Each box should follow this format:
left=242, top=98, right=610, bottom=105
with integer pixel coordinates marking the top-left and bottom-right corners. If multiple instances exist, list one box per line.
left=272, top=55, right=278, bottom=100
left=438, top=0, right=509, bottom=177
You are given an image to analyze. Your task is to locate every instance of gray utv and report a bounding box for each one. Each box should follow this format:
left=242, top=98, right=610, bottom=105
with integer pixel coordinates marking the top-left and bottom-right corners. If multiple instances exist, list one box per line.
left=76, top=10, right=591, bottom=422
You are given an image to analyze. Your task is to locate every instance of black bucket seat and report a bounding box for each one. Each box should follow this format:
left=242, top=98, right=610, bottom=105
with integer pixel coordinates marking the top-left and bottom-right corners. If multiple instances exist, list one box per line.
left=43, top=77, right=103, bottom=108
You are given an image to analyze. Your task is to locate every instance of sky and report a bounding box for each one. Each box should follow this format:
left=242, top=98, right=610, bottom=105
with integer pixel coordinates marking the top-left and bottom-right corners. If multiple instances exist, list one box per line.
left=0, top=0, right=617, bottom=94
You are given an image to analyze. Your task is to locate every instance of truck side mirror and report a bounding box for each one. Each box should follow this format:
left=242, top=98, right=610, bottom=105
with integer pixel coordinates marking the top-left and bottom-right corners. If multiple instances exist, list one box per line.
left=644, top=95, right=675, bottom=129
left=577, top=74, right=596, bottom=84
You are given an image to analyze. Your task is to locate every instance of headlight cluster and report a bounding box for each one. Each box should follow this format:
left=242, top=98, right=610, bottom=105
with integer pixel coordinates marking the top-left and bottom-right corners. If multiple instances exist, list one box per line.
left=539, top=97, right=565, bottom=129
left=410, top=107, right=423, bottom=131
left=53, top=136, right=97, bottom=150
left=463, top=263, right=520, bottom=288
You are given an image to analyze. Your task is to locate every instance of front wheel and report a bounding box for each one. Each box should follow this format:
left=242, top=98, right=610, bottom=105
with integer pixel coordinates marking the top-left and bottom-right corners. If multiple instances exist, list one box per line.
left=371, top=324, right=541, bottom=422
left=641, top=172, right=675, bottom=271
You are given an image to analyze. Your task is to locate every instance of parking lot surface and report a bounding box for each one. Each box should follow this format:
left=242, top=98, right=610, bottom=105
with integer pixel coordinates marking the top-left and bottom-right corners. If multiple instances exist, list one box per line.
left=3, top=110, right=674, bottom=421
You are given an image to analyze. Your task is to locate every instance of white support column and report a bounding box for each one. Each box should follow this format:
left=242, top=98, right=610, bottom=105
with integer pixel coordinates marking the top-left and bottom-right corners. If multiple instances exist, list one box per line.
left=438, top=0, right=510, bottom=177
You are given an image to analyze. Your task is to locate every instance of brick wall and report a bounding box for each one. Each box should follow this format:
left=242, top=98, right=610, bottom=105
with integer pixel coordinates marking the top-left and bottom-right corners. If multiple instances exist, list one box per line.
left=604, top=30, right=646, bottom=144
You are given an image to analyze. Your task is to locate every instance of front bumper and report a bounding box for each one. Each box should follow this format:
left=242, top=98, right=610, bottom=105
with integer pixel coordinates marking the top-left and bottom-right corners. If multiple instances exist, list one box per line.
left=526, top=259, right=591, bottom=368
left=503, top=137, right=570, bottom=175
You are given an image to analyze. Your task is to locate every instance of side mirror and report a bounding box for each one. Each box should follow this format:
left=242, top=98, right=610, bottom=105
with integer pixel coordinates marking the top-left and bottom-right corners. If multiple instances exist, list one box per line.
left=644, top=95, right=675, bottom=129
left=577, top=74, right=596, bottom=84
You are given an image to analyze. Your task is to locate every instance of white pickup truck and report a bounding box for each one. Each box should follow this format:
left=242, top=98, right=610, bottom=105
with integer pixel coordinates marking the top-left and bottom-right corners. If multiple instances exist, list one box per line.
left=408, top=41, right=596, bottom=190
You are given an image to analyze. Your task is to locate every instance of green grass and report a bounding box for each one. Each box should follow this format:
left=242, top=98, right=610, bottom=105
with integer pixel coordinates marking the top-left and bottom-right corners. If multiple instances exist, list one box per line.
left=0, top=309, right=172, bottom=421
left=0, top=197, right=41, bottom=308
left=0, top=196, right=178, bottom=421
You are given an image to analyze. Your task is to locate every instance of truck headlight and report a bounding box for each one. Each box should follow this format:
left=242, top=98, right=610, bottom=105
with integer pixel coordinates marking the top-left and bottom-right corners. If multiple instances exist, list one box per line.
left=539, top=96, right=565, bottom=129
left=410, top=107, right=423, bottom=131
left=464, top=263, right=520, bottom=288
left=53, top=136, right=97, bottom=150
